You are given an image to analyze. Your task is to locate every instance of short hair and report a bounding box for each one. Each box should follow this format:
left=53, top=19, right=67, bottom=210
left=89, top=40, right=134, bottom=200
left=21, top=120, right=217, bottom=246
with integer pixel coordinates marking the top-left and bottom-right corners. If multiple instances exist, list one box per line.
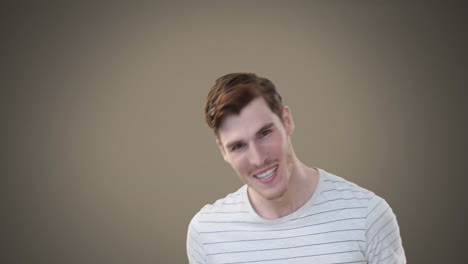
left=204, top=73, right=283, bottom=134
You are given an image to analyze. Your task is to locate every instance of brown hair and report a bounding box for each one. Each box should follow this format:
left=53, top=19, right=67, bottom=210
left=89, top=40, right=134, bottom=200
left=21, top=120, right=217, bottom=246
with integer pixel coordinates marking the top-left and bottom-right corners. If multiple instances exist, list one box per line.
left=204, top=73, right=283, bottom=134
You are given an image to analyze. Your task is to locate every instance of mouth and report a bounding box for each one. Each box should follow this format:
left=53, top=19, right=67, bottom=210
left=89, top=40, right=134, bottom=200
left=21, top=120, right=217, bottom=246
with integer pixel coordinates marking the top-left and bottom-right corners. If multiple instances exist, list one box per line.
left=253, top=165, right=278, bottom=181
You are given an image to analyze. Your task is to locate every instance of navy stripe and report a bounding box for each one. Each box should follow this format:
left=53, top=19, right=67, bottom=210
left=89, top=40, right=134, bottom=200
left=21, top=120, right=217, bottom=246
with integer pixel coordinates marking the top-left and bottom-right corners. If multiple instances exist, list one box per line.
left=321, top=188, right=365, bottom=194
left=190, top=244, right=205, bottom=261
left=207, top=239, right=365, bottom=256
left=378, top=253, right=393, bottom=263
left=188, top=253, right=204, bottom=264
left=332, top=260, right=366, bottom=264
left=367, top=218, right=394, bottom=252
left=323, top=179, right=360, bottom=191
left=376, top=243, right=403, bottom=264
left=323, top=179, right=359, bottom=189
left=312, top=196, right=373, bottom=207
left=200, top=207, right=366, bottom=224
left=373, top=235, right=400, bottom=258
left=203, top=228, right=365, bottom=245
left=223, top=250, right=364, bottom=264
left=323, top=179, right=347, bottom=183
left=366, top=198, right=383, bottom=218
left=188, top=232, right=205, bottom=255
left=200, top=217, right=366, bottom=234
left=191, top=225, right=200, bottom=235
left=291, top=206, right=366, bottom=222
left=188, top=235, right=202, bottom=248
left=366, top=207, right=390, bottom=236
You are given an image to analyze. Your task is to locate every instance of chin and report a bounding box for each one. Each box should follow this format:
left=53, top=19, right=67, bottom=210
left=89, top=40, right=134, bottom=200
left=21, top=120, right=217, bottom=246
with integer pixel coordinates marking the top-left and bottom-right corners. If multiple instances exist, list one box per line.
left=263, top=186, right=288, bottom=201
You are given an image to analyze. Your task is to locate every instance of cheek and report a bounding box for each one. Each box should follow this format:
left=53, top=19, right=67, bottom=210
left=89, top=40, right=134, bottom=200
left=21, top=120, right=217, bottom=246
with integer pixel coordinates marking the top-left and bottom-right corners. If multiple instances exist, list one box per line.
left=230, top=155, right=249, bottom=174
left=264, top=135, right=285, bottom=154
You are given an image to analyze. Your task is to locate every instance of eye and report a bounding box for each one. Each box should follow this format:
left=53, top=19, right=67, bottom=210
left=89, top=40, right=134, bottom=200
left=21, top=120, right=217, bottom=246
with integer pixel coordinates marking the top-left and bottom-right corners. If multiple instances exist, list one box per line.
left=231, top=143, right=245, bottom=152
left=259, top=129, right=272, bottom=138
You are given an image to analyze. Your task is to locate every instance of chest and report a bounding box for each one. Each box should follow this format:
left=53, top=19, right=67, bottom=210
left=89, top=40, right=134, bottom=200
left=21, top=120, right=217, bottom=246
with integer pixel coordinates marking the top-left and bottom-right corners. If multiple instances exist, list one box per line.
left=202, top=217, right=367, bottom=264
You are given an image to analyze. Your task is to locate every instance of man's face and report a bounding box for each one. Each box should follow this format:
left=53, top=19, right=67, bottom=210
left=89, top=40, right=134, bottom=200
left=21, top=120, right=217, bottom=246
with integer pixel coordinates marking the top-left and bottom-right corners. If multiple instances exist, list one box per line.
left=217, top=97, right=295, bottom=202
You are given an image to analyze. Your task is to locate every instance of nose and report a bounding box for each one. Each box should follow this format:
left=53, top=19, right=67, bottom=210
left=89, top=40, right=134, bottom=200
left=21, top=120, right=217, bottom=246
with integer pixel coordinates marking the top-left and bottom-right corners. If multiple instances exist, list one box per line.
left=248, top=142, right=264, bottom=167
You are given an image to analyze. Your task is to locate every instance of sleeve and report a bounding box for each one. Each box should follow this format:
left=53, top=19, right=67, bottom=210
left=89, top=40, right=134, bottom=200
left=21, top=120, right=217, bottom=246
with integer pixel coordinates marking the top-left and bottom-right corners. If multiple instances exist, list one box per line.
left=365, top=195, right=406, bottom=264
left=187, top=213, right=207, bottom=264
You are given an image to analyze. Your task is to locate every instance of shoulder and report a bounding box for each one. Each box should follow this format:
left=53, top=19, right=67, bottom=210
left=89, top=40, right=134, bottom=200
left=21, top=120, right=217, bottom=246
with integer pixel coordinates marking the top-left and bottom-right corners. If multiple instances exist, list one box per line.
left=318, top=169, right=398, bottom=227
left=318, top=169, right=376, bottom=206
left=198, top=185, right=246, bottom=213
left=312, top=170, right=406, bottom=263
left=189, top=185, right=248, bottom=226
left=316, top=168, right=399, bottom=227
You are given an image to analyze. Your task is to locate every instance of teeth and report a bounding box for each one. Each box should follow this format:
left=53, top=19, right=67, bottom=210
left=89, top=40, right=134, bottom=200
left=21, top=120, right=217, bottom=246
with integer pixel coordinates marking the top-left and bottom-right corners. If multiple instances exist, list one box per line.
left=255, top=166, right=277, bottom=179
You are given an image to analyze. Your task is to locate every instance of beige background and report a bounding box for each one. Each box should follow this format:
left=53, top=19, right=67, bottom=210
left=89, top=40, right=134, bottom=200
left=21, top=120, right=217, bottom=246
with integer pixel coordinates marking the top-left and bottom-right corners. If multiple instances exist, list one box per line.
left=3, top=1, right=467, bottom=263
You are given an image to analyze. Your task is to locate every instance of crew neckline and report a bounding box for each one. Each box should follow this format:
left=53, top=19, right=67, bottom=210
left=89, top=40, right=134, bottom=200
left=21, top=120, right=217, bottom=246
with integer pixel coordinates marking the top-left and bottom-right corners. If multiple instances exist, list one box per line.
left=242, top=167, right=326, bottom=224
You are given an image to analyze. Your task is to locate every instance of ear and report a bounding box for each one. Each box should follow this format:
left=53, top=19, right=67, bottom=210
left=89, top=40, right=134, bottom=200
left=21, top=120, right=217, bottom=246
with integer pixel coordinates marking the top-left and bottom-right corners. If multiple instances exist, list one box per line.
left=282, top=106, right=295, bottom=136
left=216, top=138, right=229, bottom=163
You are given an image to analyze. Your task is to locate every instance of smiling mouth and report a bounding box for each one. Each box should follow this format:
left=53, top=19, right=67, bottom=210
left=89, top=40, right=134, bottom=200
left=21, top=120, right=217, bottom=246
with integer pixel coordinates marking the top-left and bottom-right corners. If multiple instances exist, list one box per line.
left=254, top=165, right=278, bottom=180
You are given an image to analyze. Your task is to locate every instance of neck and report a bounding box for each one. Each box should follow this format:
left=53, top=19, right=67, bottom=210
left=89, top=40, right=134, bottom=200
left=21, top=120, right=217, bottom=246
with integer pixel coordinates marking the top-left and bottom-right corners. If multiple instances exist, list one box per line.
left=250, top=158, right=319, bottom=220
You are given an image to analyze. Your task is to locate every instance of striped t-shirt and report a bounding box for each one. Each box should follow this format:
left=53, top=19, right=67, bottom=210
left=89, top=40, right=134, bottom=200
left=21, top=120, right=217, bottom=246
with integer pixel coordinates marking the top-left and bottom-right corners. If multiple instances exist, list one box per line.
left=187, top=168, right=406, bottom=264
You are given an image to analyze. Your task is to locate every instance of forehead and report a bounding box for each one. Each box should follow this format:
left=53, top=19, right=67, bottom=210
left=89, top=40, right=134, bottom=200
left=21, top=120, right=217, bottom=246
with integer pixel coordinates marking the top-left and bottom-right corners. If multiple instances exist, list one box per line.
left=218, top=97, right=280, bottom=144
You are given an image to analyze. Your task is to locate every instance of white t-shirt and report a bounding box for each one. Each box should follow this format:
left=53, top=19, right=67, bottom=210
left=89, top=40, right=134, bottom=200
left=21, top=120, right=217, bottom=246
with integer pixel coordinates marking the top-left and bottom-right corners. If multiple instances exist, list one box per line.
left=187, top=168, right=406, bottom=264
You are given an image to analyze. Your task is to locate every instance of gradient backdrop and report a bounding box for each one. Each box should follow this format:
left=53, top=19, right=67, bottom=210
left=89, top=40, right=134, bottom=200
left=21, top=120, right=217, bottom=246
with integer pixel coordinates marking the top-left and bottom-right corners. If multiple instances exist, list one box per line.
left=4, top=1, right=467, bottom=263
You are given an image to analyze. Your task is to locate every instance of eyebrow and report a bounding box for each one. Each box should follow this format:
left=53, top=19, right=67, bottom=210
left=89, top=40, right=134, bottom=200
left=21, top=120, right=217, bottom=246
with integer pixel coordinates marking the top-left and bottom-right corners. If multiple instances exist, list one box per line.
left=225, top=122, right=275, bottom=150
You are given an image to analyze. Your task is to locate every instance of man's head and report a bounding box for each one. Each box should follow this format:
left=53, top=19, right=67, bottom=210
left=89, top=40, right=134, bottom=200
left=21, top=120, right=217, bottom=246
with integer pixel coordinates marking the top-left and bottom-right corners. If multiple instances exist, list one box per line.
left=204, top=73, right=283, bottom=135
left=204, top=73, right=298, bottom=203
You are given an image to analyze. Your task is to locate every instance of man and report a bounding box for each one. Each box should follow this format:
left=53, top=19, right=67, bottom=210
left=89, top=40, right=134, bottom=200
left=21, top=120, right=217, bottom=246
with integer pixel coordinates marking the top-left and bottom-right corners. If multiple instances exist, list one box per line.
left=187, top=73, right=406, bottom=263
